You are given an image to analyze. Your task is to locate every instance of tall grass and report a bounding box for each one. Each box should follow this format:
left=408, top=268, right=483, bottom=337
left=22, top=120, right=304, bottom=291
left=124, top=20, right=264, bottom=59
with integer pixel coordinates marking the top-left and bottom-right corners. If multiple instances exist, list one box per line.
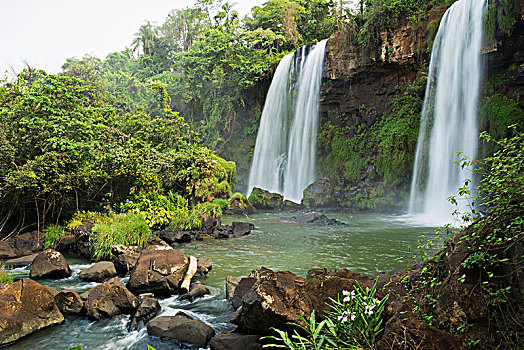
left=91, top=213, right=151, bottom=261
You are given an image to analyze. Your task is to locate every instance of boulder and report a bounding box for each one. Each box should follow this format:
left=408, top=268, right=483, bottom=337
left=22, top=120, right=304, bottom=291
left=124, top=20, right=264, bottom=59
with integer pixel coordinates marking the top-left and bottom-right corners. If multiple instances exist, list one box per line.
left=128, top=295, right=161, bottom=331
left=4, top=253, right=38, bottom=268
left=79, top=261, right=117, bottom=282
left=301, top=179, right=339, bottom=208
left=279, top=211, right=346, bottom=226
left=30, top=249, right=72, bottom=279
left=113, top=251, right=140, bottom=277
left=248, top=187, right=284, bottom=210
left=180, top=283, right=211, bottom=302
left=226, top=276, right=241, bottom=301
left=0, top=278, right=64, bottom=345
left=210, top=333, right=264, bottom=350
left=201, top=214, right=219, bottom=235
left=111, top=244, right=141, bottom=256
left=213, top=225, right=233, bottom=239
left=232, top=277, right=256, bottom=310
left=147, top=314, right=215, bottom=347
left=157, top=228, right=192, bottom=244
left=54, top=290, right=84, bottom=315
left=44, top=285, right=60, bottom=298
left=231, top=268, right=371, bottom=335
left=196, top=258, right=213, bottom=277
left=85, top=278, right=139, bottom=320
left=231, top=222, right=255, bottom=237
left=227, top=197, right=256, bottom=215
left=13, top=231, right=42, bottom=252
left=0, top=241, right=17, bottom=259
left=127, top=245, right=189, bottom=295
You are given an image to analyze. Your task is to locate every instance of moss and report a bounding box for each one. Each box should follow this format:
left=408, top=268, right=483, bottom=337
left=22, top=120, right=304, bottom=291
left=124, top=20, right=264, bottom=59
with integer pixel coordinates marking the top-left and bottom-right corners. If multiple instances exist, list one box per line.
left=0, top=263, right=13, bottom=287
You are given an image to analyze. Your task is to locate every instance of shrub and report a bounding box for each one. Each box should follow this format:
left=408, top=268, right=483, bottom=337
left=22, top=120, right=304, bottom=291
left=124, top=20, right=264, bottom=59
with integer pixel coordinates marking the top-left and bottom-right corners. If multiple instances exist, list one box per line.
left=66, top=210, right=107, bottom=230
left=90, top=213, right=151, bottom=261
left=0, top=263, right=13, bottom=287
left=193, top=201, right=223, bottom=219
left=43, top=224, right=67, bottom=249
left=265, top=278, right=389, bottom=349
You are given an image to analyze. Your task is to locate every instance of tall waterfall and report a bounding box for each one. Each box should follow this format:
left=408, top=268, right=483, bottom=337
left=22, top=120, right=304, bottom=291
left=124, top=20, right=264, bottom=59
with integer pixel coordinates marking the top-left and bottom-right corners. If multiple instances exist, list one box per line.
left=247, top=39, right=328, bottom=203
left=409, top=0, right=485, bottom=223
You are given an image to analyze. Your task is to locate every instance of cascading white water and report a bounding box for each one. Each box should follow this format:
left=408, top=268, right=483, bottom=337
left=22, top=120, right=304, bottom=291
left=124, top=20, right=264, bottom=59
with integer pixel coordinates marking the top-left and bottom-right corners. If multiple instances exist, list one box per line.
left=247, top=39, right=328, bottom=203
left=409, top=0, right=485, bottom=223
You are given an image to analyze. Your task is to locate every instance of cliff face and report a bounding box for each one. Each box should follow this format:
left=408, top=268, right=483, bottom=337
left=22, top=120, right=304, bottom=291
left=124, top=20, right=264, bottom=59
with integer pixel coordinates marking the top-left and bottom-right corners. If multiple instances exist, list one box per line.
left=314, top=3, right=524, bottom=211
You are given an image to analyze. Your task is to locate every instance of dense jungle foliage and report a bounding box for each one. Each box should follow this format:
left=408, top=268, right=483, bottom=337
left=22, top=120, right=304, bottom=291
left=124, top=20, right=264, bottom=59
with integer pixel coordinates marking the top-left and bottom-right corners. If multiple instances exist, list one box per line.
left=0, top=71, right=235, bottom=236
left=38, top=0, right=462, bottom=188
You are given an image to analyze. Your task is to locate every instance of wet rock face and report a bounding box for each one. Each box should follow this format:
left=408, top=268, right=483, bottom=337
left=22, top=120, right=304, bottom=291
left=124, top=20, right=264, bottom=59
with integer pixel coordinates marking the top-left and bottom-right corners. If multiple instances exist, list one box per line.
left=128, top=295, right=161, bottom=331
left=147, top=314, right=215, bottom=347
left=209, top=333, right=264, bottom=350
left=0, top=278, right=64, bottom=346
left=85, top=278, right=138, bottom=320
left=232, top=268, right=370, bottom=335
left=196, top=258, right=213, bottom=278
left=301, top=179, right=339, bottom=208
left=248, top=187, right=285, bottom=209
left=0, top=231, right=42, bottom=259
left=179, top=283, right=211, bottom=302
left=54, top=290, right=84, bottom=315
left=126, top=245, right=189, bottom=296
left=79, top=261, right=117, bottom=282
left=30, top=249, right=72, bottom=279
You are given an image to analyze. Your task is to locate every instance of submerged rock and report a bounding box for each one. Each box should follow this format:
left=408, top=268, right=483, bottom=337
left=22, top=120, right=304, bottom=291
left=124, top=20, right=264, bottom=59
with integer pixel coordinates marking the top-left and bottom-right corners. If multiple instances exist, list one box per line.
left=0, top=278, right=64, bottom=345
left=79, top=261, right=117, bottom=282
left=30, top=249, right=72, bottom=279
left=85, top=278, right=138, bottom=320
left=147, top=313, right=215, bottom=347
left=126, top=245, right=189, bottom=295
left=279, top=211, right=346, bottom=226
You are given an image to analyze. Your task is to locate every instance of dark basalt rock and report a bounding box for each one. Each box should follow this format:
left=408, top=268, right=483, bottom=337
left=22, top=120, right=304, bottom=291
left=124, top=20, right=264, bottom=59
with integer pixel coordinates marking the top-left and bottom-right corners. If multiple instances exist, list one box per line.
left=79, top=261, right=117, bottom=282
left=85, top=278, right=138, bottom=320
left=128, top=295, right=161, bottom=331
left=213, top=222, right=254, bottom=239
left=54, top=290, right=84, bottom=315
left=196, top=258, right=212, bottom=278
left=279, top=211, right=346, bottom=226
left=248, top=187, right=285, bottom=210
left=179, top=283, right=211, bottom=302
left=112, top=246, right=141, bottom=277
left=210, top=332, right=264, bottom=350
left=301, top=179, right=340, bottom=208
left=147, top=313, right=215, bottom=347
left=126, top=245, right=189, bottom=296
left=4, top=253, right=39, bottom=268
left=157, top=228, right=192, bottom=244
left=30, top=249, right=72, bottom=279
left=0, top=278, right=64, bottom=346
left=231, top=267, right=371, bottom=335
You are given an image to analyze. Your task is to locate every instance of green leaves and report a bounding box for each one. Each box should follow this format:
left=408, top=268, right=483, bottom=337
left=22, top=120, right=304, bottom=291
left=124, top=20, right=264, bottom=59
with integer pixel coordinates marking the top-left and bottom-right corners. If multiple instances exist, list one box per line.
left=265, top=279, right=389, bottom=349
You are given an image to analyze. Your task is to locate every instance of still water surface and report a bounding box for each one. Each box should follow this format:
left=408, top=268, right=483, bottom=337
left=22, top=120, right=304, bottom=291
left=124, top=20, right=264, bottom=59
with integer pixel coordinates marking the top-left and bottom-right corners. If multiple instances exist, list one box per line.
left=6, top=211, right=439, bottom=350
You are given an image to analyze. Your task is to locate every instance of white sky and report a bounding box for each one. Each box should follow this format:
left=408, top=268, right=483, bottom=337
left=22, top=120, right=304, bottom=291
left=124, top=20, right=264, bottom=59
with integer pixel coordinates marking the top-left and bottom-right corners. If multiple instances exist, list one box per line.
left=0, top=0, right=265, bottom=75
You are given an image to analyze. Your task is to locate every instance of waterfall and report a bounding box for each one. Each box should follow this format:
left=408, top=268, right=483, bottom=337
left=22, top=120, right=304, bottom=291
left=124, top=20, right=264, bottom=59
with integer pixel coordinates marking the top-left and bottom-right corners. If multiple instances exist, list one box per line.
left=409, top=0, right=485, bottom=223
left=247, top=39, right=328, bottom=203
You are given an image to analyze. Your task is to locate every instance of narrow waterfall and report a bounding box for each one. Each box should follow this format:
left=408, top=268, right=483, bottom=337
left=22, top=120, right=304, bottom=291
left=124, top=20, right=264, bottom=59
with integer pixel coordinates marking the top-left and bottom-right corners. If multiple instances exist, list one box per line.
left=247, top=39, right=328, bottom=203
left=409, top=0, right=485, bottom=223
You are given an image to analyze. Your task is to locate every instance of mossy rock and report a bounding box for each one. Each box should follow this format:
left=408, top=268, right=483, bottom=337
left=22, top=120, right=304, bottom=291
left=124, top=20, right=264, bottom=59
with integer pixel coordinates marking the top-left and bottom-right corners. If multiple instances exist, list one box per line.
left=248, top=188, right=284, bottom=210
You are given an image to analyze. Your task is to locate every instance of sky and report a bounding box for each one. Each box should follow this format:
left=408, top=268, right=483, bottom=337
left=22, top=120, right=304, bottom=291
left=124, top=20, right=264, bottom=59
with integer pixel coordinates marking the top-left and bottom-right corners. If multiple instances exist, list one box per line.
left=0, top=0, right=265, bottom=76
